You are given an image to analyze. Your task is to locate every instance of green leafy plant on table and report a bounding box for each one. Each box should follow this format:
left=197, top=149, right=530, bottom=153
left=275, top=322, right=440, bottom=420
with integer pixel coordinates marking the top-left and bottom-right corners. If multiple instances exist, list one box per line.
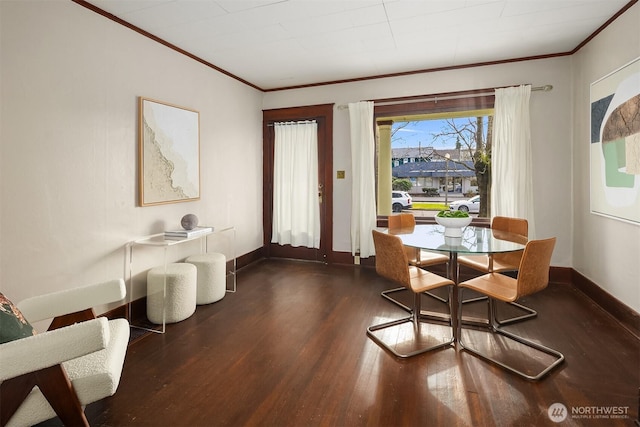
left=436, top=210, right=470, bottom=218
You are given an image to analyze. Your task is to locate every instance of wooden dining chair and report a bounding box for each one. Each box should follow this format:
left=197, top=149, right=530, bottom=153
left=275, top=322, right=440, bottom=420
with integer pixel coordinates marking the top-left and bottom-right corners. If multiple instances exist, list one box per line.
left=457, top=237, right=564, bottom=381
left=385, top=213, right=450, bottom=309
left=457, top=216, right=536, bottom=325
left=368, top=230, right=454, bottom=358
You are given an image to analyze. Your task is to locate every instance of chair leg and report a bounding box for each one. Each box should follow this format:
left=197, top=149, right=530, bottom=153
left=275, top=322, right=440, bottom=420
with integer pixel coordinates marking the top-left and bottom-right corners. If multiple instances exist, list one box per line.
left=0, top=373, right=35, bottom=426
left=383, top=261, right=451, bottom=308
left=425, top=262, right=450, bottom=303
left=0, top=365, right=89, bottom=427
left=425, top=289, right=449, bottom=304
left=412, top=292, right=421, bottom=328
left=462, top=297, right=538, bottom=325
left=368, top=289, right=454, bottom=358
left=458, top=291, right=564, bottom=381
left=383, top=286, right=450, bottom=309
left=459, top=280, right=537, bottom=326
left=381, top=286, right=411, bottom=312
left=381, top=286, right=453, bottom=327
left=496, top=301, right=538, bottom=326
left=462, top=294, right=487, bottom=304
left=395, top=261, right=453, bottom=305
left=495, top=272, right=537, bottom=325
left=37, top=365, right=90, bottom=427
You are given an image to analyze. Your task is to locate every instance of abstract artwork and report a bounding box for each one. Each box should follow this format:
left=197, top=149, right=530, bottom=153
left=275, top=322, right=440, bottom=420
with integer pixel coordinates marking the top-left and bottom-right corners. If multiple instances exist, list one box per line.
left=590, top=57, right=640, bottom=224
left=139, top=98, right=200, bottom=206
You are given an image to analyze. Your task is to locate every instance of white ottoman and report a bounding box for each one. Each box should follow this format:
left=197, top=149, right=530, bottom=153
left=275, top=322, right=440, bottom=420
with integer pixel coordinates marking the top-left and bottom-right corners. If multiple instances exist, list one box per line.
left=147, top=263, right=197, bottom=324
left=185, top=252, right=226, bottom=305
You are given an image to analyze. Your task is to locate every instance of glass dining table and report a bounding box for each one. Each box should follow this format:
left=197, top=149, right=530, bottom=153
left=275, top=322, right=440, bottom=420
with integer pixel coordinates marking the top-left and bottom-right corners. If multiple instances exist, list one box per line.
left=388, top=223, right=526, bottom=343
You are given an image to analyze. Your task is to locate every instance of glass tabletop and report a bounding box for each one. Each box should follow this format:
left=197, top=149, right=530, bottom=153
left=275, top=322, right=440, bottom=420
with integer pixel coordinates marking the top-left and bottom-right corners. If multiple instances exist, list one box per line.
left=389, top=224, right=526, bottom=254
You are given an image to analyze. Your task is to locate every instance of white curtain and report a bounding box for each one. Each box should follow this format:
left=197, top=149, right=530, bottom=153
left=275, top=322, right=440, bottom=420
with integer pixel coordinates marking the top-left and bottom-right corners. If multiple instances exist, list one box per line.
left=348, top=101, right=377, bottom=257
left=491, top=85, right=536, bottom=238
left=272, top=121, right=320, bottom=248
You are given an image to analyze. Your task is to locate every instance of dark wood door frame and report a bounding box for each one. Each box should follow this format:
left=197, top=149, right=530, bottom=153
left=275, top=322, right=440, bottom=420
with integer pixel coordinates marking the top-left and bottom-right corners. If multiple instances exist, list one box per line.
left=263, top=104, right=334, bottom=263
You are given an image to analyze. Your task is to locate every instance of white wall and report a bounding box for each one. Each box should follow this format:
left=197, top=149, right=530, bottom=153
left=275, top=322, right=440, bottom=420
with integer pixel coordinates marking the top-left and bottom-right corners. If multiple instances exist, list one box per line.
left=2, top=1, right=637, bottom=316
left=263, top=58, right=574, bottom=267
left=0, top=1, right=264, bottom=310
left=571, top=3, right=640, bottom=313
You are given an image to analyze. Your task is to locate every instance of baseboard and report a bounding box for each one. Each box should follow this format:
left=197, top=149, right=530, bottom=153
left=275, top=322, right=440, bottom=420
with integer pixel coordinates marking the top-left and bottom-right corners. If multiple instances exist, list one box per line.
left=329, top=251, right=356, bottom=265
left=550, top=266, right=573, bottom=285
left=104, top=304, right=127, bottom=320
left=329, top=251, right=375, bottom=266
left=571, top=269, right=640, bottom=340
left=237, top=247, right=265, bottom=270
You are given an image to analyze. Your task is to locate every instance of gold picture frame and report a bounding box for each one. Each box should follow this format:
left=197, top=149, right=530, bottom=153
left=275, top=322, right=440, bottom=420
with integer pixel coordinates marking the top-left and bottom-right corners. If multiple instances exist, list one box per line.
left=138, top=97, right=200, bottom=206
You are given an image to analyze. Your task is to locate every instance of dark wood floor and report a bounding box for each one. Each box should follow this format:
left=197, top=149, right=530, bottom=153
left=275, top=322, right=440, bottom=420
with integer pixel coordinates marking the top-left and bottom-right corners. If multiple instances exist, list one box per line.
left=47, top=259, right=639, bottom=426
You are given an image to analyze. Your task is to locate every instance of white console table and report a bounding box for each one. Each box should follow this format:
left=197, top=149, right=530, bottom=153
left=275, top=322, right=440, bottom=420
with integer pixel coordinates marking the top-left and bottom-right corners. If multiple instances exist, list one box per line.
left=125, top=226, right=236, bottom=333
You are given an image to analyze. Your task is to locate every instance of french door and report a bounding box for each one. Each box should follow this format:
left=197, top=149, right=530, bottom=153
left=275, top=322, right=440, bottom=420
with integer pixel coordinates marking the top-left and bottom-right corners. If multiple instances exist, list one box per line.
left=263, top=104, right=333, bottom=262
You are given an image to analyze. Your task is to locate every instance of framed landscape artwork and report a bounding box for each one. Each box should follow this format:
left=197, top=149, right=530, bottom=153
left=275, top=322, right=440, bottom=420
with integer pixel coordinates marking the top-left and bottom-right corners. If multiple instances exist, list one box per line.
left=590, top=57, right=640, bottom=225
left=139, top=97, right=200, bottom=206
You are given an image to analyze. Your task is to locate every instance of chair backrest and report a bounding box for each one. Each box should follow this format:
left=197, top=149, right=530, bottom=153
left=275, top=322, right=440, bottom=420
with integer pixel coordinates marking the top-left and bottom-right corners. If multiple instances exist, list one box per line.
left=388, top=212, right=415, bottom=231
left=516, top=237, right=556, bottom=299
left=372, top=230, right=411, bottom=288
left=387, top=213, right=421, bottom=263
left=492, top=216, right=528, bottom=238
left=492, top=216, right=528, bottom=266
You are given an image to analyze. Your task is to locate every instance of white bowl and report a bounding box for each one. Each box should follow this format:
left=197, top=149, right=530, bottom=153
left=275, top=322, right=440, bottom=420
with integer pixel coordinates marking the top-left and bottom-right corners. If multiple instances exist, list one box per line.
left=434, top=215, right=472, bottom=237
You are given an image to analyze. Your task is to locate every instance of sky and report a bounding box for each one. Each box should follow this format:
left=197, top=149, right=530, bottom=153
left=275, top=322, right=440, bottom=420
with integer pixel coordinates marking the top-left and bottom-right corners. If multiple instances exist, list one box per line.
left=392, top=120, right=455, bottom=149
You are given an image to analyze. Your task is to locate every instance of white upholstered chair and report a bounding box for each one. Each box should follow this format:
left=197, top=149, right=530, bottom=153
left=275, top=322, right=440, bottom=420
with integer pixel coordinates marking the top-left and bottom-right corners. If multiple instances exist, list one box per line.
left=0, top=279, right=130, bottom=427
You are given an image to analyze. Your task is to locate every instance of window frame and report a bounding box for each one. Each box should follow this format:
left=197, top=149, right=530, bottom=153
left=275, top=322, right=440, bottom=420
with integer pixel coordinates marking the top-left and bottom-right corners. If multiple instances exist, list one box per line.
left=374, top=89, right=495, bottom=228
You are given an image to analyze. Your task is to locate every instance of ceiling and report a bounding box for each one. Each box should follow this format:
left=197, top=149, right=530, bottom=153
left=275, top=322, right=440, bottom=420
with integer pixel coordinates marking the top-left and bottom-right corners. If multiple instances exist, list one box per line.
left=81, top=0, right=633, bottom=91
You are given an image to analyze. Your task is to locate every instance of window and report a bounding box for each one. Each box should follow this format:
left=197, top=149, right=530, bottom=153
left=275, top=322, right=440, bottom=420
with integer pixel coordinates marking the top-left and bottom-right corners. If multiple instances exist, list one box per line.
left=374, top=90, right=495, bottom=221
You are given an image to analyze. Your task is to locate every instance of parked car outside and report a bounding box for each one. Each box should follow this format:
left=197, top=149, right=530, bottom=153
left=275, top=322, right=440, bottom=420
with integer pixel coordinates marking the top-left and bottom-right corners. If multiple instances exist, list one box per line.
left=392, top=191, right=412, bottom=212
left=449, top=195, right=480, bottom=213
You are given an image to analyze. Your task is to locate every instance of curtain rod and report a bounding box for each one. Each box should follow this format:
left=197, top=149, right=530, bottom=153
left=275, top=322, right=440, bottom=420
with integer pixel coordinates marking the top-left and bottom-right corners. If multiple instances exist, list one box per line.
left=336, top=84, right=553, bottom=110
left=266, top=119, right=317, bottom=127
